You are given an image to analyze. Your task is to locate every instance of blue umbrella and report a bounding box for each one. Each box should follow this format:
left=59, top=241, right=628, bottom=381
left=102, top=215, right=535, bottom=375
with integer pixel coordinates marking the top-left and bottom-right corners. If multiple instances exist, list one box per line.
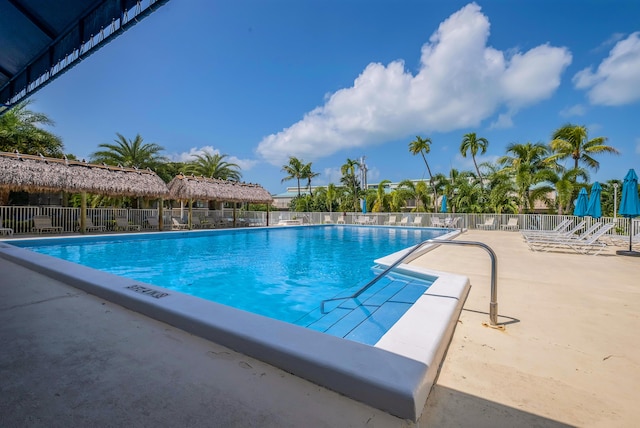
left=573, top=187, right=588, bottom=217
left=586, top=182, right=602, bottom=218
left=440, top=195, right=448, bottom=213
left=617, top=169, right=640, bottom=256
left=361, top=197, right=367, bottom=214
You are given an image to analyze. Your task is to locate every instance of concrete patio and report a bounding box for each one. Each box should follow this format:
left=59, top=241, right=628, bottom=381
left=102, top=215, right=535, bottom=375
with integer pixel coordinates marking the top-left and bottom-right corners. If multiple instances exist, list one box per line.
left=1, top=229, right=638, bottom=427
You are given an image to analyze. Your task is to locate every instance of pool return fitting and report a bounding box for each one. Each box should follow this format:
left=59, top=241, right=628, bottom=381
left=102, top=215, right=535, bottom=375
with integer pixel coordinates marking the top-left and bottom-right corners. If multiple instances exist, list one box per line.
left=321, top=238, right=503, bottom=329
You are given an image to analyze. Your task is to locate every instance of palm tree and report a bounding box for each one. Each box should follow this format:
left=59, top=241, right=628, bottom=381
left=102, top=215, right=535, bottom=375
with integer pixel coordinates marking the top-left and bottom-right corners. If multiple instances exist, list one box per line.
left=549, top=124, right=619, bottom=171
left=341, top=158, right=361, bottom=211
left=0, top=99, right=64, bottom=156
left=91, top=133, right=166, bottom=169
left=408, top=136, right=438, bottom=210
left=325, top=183, right=337, bottom=213
left=371, top=180, right=391, bottom=212
left=302, top=162, right=320, bottom=196
left=398, top=179, right=431, bottom=212
left=481, top=162, right=518, bottom=214
left=460, top=132, right=489, bottom=188
left=186, top=152, right=241, bottom=181
left=539, top=167, right=589, bottom=215
left=281, top=156, right=306, bottom=196
left=498, top=142, right=551, bottom=213
left=389, top=187, right=412, bottom=212
left=451, top=174, right=484, bottom=213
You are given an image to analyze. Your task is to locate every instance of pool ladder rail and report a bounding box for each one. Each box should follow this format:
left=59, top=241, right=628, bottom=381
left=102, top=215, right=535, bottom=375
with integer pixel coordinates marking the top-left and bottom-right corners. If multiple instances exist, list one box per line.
left=320, top=238, right=503, bottom=329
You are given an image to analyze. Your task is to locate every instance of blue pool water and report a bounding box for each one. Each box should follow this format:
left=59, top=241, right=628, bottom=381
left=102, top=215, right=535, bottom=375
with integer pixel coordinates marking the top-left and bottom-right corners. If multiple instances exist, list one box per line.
left=13, top=226, right=447, bottom=342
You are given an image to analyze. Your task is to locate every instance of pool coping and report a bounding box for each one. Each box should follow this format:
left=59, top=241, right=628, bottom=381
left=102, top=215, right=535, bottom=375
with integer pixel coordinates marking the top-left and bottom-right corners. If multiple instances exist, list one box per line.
left=0, top=227, right=469, bottom=421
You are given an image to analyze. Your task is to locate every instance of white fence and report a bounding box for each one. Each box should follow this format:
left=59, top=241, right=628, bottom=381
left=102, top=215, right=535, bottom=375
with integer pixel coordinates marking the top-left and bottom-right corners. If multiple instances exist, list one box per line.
left=0, top=206, right=636, bottom=238
left=0, top=206, right=269, bottom=234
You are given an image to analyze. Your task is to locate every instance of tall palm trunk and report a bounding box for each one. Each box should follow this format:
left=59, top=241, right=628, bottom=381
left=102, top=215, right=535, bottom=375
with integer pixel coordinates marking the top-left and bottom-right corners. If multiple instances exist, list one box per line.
left=420, top=152, right=438, bottom=211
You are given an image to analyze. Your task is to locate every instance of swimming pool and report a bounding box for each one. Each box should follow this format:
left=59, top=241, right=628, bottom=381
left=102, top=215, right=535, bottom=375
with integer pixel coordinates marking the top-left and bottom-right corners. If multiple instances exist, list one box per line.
left=11, top=226, right=443, bottom=328
left=0, top=225, right=470, bottom=420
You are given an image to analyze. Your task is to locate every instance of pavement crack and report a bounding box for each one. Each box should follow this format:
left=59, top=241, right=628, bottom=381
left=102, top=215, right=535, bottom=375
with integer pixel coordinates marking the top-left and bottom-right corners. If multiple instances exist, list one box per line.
left=0, top=292, right=79, bottom=311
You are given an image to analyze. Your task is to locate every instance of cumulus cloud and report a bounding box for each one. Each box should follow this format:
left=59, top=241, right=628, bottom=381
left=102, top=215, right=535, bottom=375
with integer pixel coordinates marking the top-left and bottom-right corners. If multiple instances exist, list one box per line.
left=574, top=32, right=640, bottom=105
left=256, top=2, right=571, bottom=165
left=490, top=112, right=514, bottom=129
left=172, top=146, right=258, bottom=170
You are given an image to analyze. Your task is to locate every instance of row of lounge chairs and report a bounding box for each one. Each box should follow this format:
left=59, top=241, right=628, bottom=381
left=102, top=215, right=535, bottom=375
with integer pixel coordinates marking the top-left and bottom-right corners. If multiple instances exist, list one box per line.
left=521, top=220, right=615, bottom=255
left=321, top=215, right=462, bottom=228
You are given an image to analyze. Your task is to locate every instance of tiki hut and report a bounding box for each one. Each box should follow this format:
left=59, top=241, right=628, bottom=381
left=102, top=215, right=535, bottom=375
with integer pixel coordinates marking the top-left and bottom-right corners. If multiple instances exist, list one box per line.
left=167, top=174, right=273, bottom=227
left=0, top=151, right=169, bottom=231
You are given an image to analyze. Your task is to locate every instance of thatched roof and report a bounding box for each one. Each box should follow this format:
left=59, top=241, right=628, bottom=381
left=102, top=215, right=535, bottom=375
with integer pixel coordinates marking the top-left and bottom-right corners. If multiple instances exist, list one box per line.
left=168, top=175, right=273, bottom=204
left=0, top=151, right=169, bottom=198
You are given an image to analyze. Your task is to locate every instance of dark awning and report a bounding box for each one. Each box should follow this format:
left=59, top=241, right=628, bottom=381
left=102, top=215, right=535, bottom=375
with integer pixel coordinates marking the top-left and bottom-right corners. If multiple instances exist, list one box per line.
left=0, top=0, right=170, bottom=108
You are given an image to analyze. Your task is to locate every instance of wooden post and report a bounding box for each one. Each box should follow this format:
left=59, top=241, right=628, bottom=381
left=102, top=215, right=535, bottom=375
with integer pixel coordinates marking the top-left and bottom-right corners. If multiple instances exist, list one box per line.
left=233, top=203, right=237, bottom=228
left=188, top=199, right=193, bottom=229
left=80, top=192, right=87, bottom=233
left=266, top=203, right=270, bottom=226
left=158, top=198, right=164, bottom=231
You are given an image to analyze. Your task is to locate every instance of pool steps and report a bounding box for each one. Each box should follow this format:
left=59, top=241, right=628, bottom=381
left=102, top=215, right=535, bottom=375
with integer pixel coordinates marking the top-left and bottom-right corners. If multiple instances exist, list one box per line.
left=295, top=276, right=429, bottom=345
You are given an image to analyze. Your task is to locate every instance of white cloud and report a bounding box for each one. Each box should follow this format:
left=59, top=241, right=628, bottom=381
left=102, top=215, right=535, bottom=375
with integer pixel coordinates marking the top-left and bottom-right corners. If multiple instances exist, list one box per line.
left=573, top=32, right=640, bottom=106
left=171, top=146, right=258, bottom=171
left=256, top=2, right=571, bottom=165
left=559, top=104, right=586, bottom=117
left=490, top=112, right=514, bottom=129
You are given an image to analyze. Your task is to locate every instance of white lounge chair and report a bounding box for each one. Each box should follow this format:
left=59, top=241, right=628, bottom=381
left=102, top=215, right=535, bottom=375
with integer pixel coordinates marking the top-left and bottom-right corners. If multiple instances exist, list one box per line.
left=172, top=217, right=189, bottom=230
left=115, top=216, right=141, bottom=231
left=336, top=215, right=346, bottom=224
left=323, top=215, right=334, bottom=224
left=501, top=218, right=519, bottom=231
left=384, top=215, right=397, bottom=225
left=32, top=215, right=63, bottom=234
left=521, top=218, right=572, bottom=237
left=445, top=217, right=461, bottom=228
left=0, top=216, right=14, bottom=236
left=411, top=216, right=423, bottom=227
left=78, top=217, right=106, bottom=232
left=528, top=223, right=614, bottom=255
left=431, top=217, right=445, bottom=227
left=356, top=215, right=376, bottom=225
left=525, top=222, right=600, bottom=246
left=476, top=217, right=496, bottom=230
left=607, top=231, right=640, bottom=248
left=398, top=217, right=409, bottom=226
left=522, top=220, right=586, bottom=242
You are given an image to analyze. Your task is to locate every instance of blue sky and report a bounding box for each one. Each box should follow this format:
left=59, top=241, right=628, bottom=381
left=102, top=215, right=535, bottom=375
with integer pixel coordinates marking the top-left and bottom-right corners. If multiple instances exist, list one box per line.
left=31, top=0, right=640, bottom=194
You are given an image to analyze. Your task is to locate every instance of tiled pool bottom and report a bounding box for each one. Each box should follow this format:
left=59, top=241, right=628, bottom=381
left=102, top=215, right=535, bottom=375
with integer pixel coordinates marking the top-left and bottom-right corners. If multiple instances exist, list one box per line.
left=0, top=236, right=470, bottom=421
left=297, top=276, right=430, bottom=345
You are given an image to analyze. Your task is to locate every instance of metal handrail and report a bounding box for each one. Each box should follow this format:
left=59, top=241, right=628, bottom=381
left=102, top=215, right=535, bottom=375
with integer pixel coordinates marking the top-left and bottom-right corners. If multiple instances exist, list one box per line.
left=320, top=239, right=500, bottom=326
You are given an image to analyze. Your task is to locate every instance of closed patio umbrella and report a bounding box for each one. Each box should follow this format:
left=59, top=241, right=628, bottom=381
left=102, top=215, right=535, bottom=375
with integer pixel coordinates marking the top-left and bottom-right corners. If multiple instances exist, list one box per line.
left=586, top=182, right=602, bottom=218
left=573, top=187, right=588, bottom=217
left=617, top=169, right=640, bottom=256
left=441, top=195, right=447, bottom=213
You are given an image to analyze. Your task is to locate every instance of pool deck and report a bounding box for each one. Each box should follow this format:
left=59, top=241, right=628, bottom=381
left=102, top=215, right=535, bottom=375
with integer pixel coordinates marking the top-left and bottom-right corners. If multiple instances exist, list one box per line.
left=1, top=229, right=638, bottom=426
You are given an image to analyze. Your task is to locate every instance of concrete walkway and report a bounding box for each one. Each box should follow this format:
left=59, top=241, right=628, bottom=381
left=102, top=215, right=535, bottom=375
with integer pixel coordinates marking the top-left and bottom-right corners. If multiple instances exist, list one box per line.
left=1, top=230, right=638, bottom=427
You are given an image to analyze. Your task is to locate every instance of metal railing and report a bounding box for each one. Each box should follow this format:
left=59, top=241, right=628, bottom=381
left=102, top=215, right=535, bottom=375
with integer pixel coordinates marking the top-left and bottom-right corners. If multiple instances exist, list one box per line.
left=321, top=238, right=500, bottom=327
